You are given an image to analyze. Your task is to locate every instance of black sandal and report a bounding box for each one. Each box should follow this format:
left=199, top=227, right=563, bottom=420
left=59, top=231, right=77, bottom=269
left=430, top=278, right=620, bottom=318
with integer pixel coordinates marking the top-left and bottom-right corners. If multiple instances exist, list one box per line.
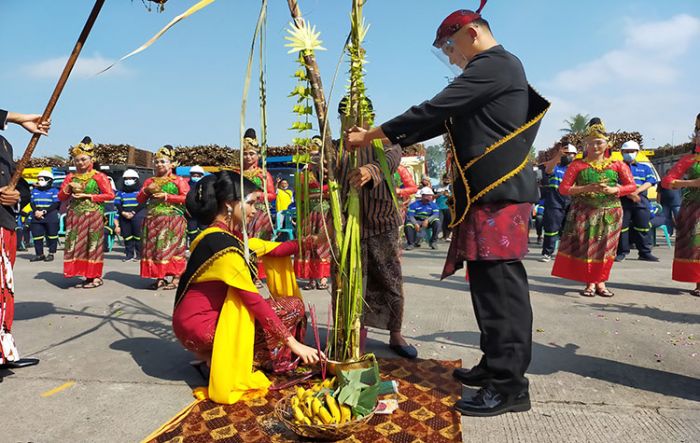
left=149, top=279, right=167, bottom=290
left=82, top=278, right=103, bottom=289
left=303, top=280, right=317, bottom=290
left=316, top=280, right=329, bottom=290
left=690, top=289, right=700, bottom=297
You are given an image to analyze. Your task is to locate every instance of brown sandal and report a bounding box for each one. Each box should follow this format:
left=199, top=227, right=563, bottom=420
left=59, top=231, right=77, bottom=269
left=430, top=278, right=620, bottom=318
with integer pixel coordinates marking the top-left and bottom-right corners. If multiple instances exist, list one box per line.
left=596, top=288, right=615, bottom=298
left=580, top=288, right=595, bottom=297
left=83, top=278, right=103, bottom=289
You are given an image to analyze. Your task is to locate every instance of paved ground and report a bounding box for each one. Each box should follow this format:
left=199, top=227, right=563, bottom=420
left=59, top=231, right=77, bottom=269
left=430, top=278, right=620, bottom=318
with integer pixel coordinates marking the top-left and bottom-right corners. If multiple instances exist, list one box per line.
left=1, top=238, right=699, bottom=442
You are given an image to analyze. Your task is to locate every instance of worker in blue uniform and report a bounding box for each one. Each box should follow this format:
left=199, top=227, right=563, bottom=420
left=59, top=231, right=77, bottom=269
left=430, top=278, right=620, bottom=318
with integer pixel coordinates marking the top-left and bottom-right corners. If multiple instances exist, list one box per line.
left=115, top=169, right=146, bottom=261
left=405, top=186, right=442, bottom=250
left=615, top=141, right=659, bottom=262
left=539, top=144, right=577, bottom=262
left=29, top=170, right=60, bottom=262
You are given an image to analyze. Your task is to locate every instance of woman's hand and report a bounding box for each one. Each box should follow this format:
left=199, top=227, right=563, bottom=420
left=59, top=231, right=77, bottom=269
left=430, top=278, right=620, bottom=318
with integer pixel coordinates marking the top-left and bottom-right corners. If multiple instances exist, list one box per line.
left=72, top=193, right=90, bottom=200
left=287, top=337, right=325, bottom=365
left=601, top=185, right=619, bottom=195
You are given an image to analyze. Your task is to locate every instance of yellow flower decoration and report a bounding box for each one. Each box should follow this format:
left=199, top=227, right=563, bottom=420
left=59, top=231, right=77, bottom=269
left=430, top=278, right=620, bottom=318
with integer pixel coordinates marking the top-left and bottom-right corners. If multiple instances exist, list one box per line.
left=285, top=19, right=326, bottom=54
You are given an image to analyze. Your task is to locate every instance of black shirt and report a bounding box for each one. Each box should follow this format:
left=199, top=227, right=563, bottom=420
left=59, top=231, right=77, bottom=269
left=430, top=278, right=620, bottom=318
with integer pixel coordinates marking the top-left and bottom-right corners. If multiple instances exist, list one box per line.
left=381, top=45, right=548, bottom=225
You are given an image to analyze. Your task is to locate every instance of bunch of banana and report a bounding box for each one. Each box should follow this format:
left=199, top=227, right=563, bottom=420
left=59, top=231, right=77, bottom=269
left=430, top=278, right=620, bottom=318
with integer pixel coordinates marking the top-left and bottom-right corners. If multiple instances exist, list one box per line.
left=289, top=378, right=353, bottom=426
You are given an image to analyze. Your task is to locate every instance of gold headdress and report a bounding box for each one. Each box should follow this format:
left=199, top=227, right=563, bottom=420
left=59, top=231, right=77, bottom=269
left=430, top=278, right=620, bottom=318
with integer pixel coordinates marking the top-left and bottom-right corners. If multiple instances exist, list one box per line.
left=70, top=136, right=95, bottom=158
left=584, top=121, right=608, bottom=141
left=242, top=128, right=259, bottom=153
left=155, top=145, right=179, bottom=167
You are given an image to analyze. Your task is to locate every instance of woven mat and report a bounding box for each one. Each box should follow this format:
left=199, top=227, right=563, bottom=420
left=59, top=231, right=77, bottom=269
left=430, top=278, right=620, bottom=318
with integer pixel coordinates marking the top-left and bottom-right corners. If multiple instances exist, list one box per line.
left=146, top=359, right=462, bottom=443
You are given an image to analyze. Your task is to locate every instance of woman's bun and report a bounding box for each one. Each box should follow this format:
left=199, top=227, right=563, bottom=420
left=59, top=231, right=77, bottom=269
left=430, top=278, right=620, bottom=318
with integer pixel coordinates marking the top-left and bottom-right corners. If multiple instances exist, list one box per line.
left=186, top=174, right=218, bottom=225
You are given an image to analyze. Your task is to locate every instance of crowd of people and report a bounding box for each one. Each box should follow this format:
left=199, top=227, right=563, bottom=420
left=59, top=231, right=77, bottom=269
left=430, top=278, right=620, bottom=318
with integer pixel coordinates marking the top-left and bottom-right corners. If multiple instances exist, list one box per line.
left=2, top=3, right=698, bottom=422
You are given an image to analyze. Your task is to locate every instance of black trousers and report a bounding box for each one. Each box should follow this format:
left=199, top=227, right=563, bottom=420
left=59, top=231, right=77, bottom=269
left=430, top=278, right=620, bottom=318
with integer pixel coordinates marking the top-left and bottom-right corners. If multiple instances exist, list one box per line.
left=440, top=208, right=452, bottom=238
left=120, top=215, right=144, bottom=259
left=404, top=220, right=441, bottom=245
left=617, top=205, right=651, bottom=256
left=541, top=207, right=566, bottom=255
left=30, top=221, right=59, bottom=255
left=186, top=217, right=208, bottom=243
left=467, top=259, right=533, bottom=395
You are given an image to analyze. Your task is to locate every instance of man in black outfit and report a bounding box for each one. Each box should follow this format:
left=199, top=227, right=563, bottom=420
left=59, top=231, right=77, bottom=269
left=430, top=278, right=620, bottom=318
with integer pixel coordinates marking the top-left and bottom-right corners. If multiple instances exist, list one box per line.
left=347, top=4, right=549, bottom=417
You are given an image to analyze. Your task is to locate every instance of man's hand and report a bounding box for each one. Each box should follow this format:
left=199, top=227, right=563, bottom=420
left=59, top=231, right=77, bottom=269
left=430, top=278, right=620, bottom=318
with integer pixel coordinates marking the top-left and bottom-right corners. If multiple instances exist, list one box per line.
left=7, top=112, right=51, bottom=135
left=0, top=186, right=21, bottom=206
left=348, top=166, right=372, bottom=189
left=421, top=219, right=429, bottom=229
left=627, top=193, right=641, bottom=203
left=414, top=223, right=421, bottom=231
left=115, top=226, right=121, bottom=236
left=345, top=126, right=368, bottom=149
left=34, top=210, right=45, bottom=220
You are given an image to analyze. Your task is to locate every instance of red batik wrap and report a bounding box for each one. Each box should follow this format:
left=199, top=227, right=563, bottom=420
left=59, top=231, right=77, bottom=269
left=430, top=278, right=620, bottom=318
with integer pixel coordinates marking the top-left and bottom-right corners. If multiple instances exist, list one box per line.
left=0, top=228, right=17, bottom=340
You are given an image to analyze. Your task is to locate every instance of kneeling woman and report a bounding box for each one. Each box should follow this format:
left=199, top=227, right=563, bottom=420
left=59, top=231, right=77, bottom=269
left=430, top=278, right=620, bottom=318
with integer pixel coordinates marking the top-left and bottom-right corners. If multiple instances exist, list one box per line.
left=173, top=171, right=322, bottom=404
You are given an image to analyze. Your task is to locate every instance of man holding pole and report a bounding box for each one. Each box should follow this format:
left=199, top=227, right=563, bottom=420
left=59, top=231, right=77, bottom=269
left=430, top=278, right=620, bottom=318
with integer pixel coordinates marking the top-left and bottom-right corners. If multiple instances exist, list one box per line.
left=0, top=109, right=50, bottom=367
left=347, top=3, right=549, bottom=416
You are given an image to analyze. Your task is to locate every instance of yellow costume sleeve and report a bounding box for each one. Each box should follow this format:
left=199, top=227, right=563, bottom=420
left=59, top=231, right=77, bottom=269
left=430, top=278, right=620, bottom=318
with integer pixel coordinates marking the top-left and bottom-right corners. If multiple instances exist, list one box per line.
left=249, top=238, right=302, bottom=300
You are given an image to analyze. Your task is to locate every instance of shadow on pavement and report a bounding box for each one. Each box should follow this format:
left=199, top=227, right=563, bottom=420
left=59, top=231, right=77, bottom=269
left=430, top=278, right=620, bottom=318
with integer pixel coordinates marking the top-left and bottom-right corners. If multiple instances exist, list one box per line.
left=414, top=330, right=700, bottom=402
left=13, top=301, right=56, bottom=321
left=34, top=271, right=79, bottom=289
left=109, top=337, right=200, bottom=386
left=585, top=302, right=700, bottom=324
left=104, top=270, right=150, bottom=290
left=529, top=275, right=684, bottom=296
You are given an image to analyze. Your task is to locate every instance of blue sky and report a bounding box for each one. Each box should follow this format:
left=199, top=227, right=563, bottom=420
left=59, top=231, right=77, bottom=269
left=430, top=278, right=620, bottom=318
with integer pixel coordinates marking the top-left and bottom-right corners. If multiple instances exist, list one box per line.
left=2, top=0, right=699, bottom=158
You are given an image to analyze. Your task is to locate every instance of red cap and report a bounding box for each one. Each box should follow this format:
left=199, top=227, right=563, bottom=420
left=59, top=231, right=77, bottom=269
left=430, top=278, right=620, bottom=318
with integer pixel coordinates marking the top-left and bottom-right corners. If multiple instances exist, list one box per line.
left=433, top=0, right=488, bottom=48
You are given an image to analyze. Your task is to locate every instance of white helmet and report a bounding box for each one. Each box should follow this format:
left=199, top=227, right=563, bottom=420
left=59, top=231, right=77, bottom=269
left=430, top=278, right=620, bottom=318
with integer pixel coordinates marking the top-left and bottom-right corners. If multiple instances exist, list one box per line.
left=190, top=165, right=205, bottom=175
left=563, top=144, right=578, bottom=154
left=37, top=170, right=54, bottom=180
left=621, top=140, right=641, bottom=151
left=123, top=169, right=139, bottom=179
left=420, top=186, right=434, bottom=196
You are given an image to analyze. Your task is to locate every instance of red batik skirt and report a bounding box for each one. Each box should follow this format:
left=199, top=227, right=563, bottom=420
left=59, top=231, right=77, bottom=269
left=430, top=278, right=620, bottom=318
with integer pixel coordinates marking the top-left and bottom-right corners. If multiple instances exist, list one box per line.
left=442, top=202, right=531, bottom=280
left=140, top=214, right=187, bottom=279
left=552, top=201, right=622, bottom=284
left=64, top=209, right=104, bottom=279
left=294, top=206, right=331, bottom=280
left=0, top=228, right=16, bottom=335
left=672, top=200, right=700, bottom=282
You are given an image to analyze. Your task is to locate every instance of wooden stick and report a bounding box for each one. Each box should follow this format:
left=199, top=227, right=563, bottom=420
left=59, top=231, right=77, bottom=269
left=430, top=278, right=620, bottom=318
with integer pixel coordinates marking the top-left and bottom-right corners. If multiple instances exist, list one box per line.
left=8, top=0, right=106, bottom=190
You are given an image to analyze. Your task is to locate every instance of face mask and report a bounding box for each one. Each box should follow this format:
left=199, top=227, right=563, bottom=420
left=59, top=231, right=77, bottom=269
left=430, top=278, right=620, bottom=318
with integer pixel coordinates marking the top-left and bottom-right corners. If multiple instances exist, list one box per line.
left=37, top=179, right=48, bottom=187
left=622, top=152, right=637, bottom=163
left=124, top=179, right=137, bottom=186
left=190, top=176, right=202, bottom=183
left=560, top=155, right=573, bottom=166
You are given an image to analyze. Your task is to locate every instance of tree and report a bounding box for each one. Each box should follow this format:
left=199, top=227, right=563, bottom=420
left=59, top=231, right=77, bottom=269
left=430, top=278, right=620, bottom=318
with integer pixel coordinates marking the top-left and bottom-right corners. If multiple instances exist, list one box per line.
left=425, top=144, right=446, bottom=179
left=560, top=113, right=590, bottom=135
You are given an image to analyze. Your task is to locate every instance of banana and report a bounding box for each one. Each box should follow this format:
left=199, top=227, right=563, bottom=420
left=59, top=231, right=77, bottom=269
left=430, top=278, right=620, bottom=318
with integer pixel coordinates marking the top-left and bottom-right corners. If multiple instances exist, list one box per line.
left=318, top=406, right=334, bottom=424
left=311, top=397, right=322, bottom=416
left=340, top=405, right=351, bottom=424
left=292, top=405, right=305, bottom=422
left=290, top=396, right=299, bottom=408
left=295, top=386, right=306, bottom=400
left=325, top=394, right=341, bottom=423
left=302, top=416, right=312, bottom=426
left=312, top=417, right=323, bottom=426
left=304, top=397, right=314, bottom=418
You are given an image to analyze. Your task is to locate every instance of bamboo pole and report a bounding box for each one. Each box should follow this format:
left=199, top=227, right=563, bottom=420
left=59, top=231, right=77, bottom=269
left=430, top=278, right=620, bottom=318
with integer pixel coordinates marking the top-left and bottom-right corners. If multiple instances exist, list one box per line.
left=285, top=0, right=335, bottom=180
left=9, top=0, right=106, bottom=190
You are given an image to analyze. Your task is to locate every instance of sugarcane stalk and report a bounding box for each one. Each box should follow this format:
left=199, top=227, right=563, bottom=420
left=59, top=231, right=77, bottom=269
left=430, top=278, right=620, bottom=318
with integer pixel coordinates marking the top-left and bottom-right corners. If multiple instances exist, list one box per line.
left=9, top=0, right=106, bottom=190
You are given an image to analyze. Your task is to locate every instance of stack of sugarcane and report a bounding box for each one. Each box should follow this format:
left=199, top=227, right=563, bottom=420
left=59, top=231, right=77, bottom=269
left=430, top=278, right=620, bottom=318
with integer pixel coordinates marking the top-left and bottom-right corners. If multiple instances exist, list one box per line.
left=174, top=145, right=238, bottom=166
left=25, top=157, right=69, bottom=168
left=74, top=143, right=133, bottom=165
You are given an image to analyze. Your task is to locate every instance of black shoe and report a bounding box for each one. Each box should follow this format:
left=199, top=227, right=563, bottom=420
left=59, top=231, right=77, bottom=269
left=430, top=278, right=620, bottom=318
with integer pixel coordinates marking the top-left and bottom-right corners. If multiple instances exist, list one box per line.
left=454, top=386, right=531, bottom=417
left=638, top=254, right=660, bottom=262
left=17, top=246, right=27, bottom=252
left=414, top=242, right=422, bottom=248
left=453, top=365, right=492, bottom=387
left=45, top=254, right=54, bottom=262
left=614, top=254, right=626, bottom=262
left=30, top=255, right=46, bottom=262
left=389, top=343, right=418, bottom=359
left=430, top=243, right=437, bottom=250
left=405, top=245, right=414, bottom=251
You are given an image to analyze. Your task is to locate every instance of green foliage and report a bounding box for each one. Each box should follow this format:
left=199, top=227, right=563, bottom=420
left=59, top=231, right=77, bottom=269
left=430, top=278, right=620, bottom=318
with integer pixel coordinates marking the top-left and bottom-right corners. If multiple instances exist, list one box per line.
left=560, top=113, right=591, bottom=135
